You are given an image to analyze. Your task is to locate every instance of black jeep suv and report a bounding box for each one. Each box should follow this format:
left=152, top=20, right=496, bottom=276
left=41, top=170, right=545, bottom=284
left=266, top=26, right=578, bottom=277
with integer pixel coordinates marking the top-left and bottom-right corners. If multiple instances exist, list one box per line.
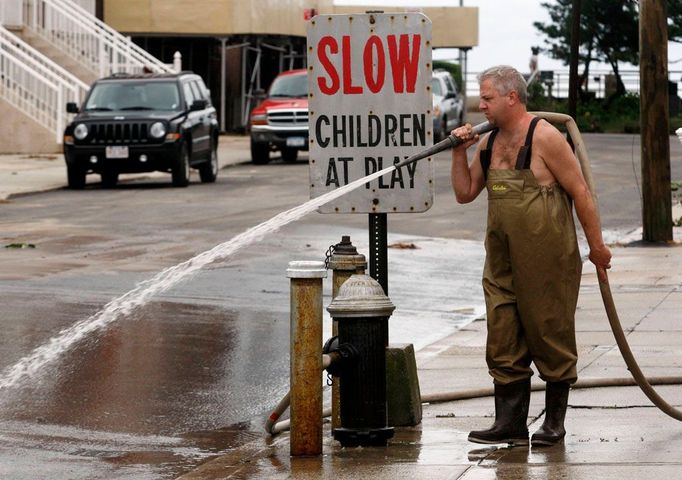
left=63, top=72, right=219, bottom=188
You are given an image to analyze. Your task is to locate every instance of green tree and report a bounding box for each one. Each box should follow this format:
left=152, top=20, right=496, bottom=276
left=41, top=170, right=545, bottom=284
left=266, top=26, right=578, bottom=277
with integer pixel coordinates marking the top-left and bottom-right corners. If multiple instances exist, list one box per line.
left=669, top=0, right=682, bottom=43
left=534, top=0, right=639, bottom=100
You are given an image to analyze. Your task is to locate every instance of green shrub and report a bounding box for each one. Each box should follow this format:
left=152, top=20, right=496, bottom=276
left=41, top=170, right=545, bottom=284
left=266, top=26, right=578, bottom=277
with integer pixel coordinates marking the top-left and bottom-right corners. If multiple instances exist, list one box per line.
left=506, top=84, right=680, bottom=134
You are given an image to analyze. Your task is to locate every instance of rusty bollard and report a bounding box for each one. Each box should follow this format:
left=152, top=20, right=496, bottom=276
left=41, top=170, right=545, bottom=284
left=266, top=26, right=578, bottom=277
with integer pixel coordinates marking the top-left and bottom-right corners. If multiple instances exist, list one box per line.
left=287, top=260, right=327, bottom=456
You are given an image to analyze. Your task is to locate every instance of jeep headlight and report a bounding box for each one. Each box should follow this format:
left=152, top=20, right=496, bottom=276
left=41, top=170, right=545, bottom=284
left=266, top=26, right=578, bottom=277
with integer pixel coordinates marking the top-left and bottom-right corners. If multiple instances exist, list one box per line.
left=150, top=122, right=167, bottom=139
left=74, top=123, right=88, bottom=140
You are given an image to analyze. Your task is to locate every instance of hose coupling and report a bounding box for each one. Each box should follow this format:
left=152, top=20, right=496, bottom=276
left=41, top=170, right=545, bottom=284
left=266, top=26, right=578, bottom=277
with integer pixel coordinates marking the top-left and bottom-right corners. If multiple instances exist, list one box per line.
left=323, top=336, right=359, bottom=377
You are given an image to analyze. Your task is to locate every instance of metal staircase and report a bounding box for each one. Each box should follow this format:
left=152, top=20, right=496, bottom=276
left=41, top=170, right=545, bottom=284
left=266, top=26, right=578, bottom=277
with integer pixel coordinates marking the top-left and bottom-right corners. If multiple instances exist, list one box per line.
left=0, top=0, right=174, bottom=150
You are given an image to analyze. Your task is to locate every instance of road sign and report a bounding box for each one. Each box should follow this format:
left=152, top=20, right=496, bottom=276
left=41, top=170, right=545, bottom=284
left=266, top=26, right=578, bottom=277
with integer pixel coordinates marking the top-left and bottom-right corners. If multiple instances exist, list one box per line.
left=307, top=12, right=433, bottom=214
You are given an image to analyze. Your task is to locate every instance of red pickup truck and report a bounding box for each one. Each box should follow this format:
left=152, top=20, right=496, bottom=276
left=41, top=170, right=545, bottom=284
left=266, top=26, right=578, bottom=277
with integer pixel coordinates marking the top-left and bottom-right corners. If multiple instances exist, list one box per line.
left=249, top=69, right=309, bottom=164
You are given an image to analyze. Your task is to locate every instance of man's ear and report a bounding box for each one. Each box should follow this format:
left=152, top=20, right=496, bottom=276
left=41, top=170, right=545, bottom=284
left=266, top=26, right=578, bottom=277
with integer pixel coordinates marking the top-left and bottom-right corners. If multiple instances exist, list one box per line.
left=508, top=90, right=519, bottom=106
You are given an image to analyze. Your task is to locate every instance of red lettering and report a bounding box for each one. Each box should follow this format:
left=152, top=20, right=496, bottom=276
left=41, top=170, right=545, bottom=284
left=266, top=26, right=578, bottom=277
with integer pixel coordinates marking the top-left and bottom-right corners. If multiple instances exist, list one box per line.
left=387, top=34, right=421, bottom=93
left=342, top=36, right=363, bottom=94
left=317, top=36, right=339, bottom=95
left=363, top=35, right=385, bottom=93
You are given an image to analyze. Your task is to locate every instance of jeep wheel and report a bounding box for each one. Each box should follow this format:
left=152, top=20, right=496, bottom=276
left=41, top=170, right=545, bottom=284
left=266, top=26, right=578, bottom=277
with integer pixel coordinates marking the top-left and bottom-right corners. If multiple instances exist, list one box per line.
left=282, top=148, right=298, bottom=163
left=199, top=143, right=219, bottom=183
left=67, top=164, right=86, bottom=189
left=101, top=171, right=119, bottom=188
left=250, top=138, right=270, bottom=165
left=172, top=144, right=190, bottom=187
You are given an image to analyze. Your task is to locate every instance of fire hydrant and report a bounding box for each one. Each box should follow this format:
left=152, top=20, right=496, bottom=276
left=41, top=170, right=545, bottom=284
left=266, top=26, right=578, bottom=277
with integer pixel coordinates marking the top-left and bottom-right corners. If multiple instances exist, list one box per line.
left=327, top=235, right=367, bottom=430
left=328, top=235, right=368, bottom=297
left=326, top=273, right=395, bottom=447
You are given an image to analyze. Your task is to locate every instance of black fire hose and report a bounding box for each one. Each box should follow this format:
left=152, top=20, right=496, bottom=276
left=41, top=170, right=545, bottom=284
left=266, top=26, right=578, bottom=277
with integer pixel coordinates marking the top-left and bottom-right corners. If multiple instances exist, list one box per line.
left=395, top=121, right=495, bottom=169
left=423, top=112, right=682, bottom=421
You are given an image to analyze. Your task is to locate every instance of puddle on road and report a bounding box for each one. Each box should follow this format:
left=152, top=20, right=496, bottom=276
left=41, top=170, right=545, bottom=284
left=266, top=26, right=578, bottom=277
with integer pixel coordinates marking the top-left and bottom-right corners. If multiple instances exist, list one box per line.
left=0, top=298, right=289, bottom=478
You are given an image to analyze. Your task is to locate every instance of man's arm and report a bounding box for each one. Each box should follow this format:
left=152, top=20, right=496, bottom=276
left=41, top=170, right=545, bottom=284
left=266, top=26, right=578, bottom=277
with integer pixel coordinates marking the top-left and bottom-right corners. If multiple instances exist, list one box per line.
left=451, top=124, right=486, bottom=204
left=538, top=124, right=612, bottom=282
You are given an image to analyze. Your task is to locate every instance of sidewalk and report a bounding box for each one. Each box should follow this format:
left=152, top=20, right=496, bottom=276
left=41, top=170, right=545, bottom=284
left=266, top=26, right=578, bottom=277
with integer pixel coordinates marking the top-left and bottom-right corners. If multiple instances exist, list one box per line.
left=177, top=242, right=682, bottom=479
left=0, top=134, right=251, bottom=201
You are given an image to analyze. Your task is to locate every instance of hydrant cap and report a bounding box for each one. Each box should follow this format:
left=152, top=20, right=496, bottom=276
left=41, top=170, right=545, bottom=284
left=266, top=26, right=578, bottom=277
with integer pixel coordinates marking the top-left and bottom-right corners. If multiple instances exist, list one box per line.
left=326, top=274, right=395, bottom=318
left=329, top=236, right=367, bottom=271
left=286, top=260, right=327, bottom=279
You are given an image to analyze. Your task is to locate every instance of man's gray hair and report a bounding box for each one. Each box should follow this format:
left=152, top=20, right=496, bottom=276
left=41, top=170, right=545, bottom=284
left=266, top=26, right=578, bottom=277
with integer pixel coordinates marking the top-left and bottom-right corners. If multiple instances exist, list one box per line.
left=477, top=65, right=528, bottom=105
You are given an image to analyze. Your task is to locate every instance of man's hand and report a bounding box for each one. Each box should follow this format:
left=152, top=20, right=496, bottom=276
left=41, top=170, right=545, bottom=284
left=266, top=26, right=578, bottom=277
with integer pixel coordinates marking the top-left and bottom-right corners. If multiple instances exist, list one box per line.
left=589, top=244, right=612, bottom=283
left=451, top=124, right=479, bottom=151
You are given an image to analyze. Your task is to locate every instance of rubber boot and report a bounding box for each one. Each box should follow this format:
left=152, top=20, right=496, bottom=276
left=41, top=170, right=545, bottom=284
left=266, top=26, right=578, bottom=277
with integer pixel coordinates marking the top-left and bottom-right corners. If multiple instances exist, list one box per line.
left=468, top=379, right=530, bottom=446
left=531, top=382, right=570, bottom=446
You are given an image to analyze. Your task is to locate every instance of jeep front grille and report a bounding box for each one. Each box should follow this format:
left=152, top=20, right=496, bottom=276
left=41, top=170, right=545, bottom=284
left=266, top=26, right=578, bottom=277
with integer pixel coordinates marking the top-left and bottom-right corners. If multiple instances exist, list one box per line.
left=267, top=109, right=308, bottom=126
left=81, top=122, right=162, bottom=144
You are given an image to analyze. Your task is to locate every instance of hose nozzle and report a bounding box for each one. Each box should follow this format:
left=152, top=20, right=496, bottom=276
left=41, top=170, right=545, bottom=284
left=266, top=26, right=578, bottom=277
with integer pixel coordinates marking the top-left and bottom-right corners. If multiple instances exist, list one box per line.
left=395, top=120, right=495, bottom=169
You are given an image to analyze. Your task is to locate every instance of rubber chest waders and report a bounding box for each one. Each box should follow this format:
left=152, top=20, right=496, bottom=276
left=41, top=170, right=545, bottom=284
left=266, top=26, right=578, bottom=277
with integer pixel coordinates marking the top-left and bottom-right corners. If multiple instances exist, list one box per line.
left=480, top=117, right=582, bottom=385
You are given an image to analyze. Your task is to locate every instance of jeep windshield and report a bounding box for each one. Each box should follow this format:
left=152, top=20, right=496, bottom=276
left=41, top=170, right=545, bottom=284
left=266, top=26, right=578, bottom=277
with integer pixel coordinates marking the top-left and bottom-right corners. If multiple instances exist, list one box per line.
left=268, top=74, right=307, bottom=98
left=84, top=81, right=182, bottom=111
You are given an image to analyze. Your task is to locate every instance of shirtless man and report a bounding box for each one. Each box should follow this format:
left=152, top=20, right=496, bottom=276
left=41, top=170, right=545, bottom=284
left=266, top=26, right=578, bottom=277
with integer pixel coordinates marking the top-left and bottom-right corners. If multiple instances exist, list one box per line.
left=451, top=65, right=611, bottom=447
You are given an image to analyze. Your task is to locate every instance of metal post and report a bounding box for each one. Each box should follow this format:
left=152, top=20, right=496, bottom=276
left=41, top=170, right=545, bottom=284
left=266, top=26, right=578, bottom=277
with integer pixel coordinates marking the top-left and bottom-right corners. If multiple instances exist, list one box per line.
left=255, top=38, right=261, bottom=92
left=220, top=38, right=227, bottom=132
left=241, top=42, right=247, bottom=129
left=368, top=213, right=388, bottom=295
left=287, top=260, right=327, bottom=456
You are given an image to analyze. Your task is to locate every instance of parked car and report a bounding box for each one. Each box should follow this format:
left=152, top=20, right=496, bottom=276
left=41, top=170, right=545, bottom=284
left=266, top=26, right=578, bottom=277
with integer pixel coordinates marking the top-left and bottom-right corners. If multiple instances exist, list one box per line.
left=63, top=71, right=219, bottom=188
left=249, top=69, right=308, bottom=164
left=432, top=69, right=465, bottom=142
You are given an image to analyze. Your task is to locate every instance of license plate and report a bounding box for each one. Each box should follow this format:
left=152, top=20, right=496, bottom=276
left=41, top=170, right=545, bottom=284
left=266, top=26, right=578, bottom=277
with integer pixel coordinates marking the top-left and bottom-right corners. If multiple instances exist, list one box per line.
left=286, top=136, right=305, bottom=147
left=105, top=146, right=129, bottom=159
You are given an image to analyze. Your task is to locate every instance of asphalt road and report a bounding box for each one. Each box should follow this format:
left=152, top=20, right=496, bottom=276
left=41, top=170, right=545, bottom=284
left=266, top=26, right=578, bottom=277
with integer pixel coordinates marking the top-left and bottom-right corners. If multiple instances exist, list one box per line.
left=0, top=134, right=680, bottom=478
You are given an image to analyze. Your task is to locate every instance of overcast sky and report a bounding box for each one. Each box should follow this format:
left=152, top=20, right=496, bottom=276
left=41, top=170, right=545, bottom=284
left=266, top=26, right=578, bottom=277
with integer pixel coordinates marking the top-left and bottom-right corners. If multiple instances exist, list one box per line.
left=333, top=0, right=682, bottom=77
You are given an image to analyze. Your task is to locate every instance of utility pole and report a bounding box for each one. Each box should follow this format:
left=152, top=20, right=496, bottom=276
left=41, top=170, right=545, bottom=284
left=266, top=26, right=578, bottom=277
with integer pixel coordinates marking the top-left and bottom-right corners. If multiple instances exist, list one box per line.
left=640, top=0, right=672, bottom=242
left=567, top=0, right=581, bottom=121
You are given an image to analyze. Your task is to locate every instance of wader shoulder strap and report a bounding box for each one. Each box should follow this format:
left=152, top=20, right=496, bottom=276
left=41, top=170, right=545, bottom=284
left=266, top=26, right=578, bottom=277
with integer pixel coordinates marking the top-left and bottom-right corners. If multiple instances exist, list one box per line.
left=515, top=116, right=542, bottom=170
left=479, top=128, right=499, bottom=181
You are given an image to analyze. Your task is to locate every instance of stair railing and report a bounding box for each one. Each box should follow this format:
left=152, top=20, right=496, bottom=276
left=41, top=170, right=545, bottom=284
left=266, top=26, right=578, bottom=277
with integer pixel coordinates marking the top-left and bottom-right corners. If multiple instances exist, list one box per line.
left=23, top=0, right=174, bottom=77
left=1, top=24, right=89, bottom=143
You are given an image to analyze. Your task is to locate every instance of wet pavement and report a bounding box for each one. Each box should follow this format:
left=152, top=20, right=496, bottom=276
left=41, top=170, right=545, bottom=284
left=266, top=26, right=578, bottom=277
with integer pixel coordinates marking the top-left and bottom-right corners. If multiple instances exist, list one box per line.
left=178, top=244, right=682, bottom=480
left=1, top=127, right=682, bottom=478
